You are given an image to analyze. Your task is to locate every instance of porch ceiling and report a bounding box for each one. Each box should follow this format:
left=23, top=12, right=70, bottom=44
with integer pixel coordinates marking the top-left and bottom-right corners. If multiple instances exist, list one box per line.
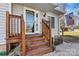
left=16, top=3, right=58, bottom=12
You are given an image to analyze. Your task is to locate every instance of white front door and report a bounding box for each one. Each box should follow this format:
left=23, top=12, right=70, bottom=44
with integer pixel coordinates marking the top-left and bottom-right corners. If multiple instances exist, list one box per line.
left=24, top=7, right=39, bottom=34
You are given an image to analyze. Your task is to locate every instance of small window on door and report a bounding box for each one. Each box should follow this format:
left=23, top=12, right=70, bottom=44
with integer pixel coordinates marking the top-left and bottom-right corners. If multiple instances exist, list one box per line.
left=36, top=13, right=38, bottom=31
left=51, top=17, right=55, bottom=28
left=36, top=13, right=38, bottom=18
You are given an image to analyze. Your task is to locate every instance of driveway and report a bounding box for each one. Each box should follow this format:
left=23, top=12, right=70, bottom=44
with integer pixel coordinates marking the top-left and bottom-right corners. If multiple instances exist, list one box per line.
left=43, top=42, right=79, bottom=56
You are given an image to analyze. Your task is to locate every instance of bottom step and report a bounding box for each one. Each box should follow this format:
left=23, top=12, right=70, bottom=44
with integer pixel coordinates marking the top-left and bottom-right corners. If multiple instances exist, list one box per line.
left=26, top=46, right=52, bottom=56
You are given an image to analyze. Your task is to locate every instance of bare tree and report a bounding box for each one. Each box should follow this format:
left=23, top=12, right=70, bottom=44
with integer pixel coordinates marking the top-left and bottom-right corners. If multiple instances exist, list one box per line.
left=60, top=15, right=65, bottom=36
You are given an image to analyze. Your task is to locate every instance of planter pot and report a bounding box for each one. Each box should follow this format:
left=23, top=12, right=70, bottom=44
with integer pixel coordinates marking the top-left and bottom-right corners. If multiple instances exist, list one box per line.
left=54, top=35, right=63, bottom=45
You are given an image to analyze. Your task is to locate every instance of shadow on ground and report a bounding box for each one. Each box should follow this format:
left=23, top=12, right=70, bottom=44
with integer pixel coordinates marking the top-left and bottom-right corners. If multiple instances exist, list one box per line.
left=63, top=35, right=79, bottom=43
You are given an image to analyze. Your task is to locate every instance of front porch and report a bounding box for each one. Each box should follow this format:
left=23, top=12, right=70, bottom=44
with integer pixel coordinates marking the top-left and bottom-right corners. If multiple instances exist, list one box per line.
left=0, top=3, right=64, bottom=56
left=6, top=11, right=54, bottom=56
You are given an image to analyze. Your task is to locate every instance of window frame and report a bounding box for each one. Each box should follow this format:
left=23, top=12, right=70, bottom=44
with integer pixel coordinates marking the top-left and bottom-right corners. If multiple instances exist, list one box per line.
left=47, top=16, right=55, bottom=28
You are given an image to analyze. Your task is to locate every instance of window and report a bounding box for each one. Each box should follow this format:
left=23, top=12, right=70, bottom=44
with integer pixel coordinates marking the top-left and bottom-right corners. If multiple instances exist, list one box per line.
left=26, top=10, right=35, bottom=33
left=51, top=17, right=55, bottom=28
left=47, top=16, right=55, bottom=28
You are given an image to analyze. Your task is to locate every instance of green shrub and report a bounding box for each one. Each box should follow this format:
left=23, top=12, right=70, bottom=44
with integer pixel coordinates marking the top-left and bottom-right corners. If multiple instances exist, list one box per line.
left=0, top=51, right=6, bottom=56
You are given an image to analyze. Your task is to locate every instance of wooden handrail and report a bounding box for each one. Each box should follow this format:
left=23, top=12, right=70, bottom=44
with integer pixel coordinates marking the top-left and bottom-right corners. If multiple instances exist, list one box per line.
left=42, top=19, right=52, bottom=49
left=42, top=19, right=50, bottom=29
left=9, top=14, right=21, bottom=18
left=6, top=11, right=26, bottom=55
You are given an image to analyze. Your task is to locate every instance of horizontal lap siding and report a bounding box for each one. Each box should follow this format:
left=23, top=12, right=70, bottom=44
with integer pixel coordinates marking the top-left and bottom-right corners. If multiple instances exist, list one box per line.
left=0, top=3, right=10, bottom=45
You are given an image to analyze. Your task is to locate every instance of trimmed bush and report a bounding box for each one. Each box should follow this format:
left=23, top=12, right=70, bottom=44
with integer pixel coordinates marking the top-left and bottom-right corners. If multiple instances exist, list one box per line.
left=0, top=51, right=6, bottom=56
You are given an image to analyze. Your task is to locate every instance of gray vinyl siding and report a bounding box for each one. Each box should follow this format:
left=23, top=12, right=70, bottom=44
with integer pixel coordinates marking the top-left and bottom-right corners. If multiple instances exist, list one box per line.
left=12, top=4, right=23, bottom=15
left=0, top=3, right=11, bottom=44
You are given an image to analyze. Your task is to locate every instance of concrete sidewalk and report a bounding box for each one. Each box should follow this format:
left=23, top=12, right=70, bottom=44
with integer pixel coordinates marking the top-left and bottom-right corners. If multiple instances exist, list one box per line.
left=43, top=42, right=79, bottom=56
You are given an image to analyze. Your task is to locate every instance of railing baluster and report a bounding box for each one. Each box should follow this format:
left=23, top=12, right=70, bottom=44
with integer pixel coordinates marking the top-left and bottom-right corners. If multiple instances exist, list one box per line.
left=11, top=16, right=13, bottom=36
left=17, top=19, right=19, bottom=34
left=14, top=17, right=16, bottom=36
left=10, top=16, right=11, bottom=37
left=10, top=15, right=13, bottom=36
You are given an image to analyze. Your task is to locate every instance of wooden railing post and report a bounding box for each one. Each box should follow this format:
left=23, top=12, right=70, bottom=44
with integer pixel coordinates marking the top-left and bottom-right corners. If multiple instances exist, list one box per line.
left=49, top=21, right=52, bottom=49
left=6, top=11, right=10, bottom=54
left=21, top=15, right=26, bottom=56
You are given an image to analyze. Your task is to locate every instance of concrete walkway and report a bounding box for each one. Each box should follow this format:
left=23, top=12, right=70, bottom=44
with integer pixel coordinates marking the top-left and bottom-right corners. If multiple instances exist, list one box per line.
left=43, top=42, right=79, bottom=56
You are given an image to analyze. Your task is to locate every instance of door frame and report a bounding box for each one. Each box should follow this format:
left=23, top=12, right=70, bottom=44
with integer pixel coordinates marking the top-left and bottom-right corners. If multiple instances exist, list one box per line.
left=23, top=7, right=39, bottom=34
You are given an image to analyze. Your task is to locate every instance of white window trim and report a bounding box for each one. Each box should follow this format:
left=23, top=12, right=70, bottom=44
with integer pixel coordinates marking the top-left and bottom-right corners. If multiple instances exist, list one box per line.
left=9, top=3, right=12, bottom=13
left=46, top=13, right=55, bottom=29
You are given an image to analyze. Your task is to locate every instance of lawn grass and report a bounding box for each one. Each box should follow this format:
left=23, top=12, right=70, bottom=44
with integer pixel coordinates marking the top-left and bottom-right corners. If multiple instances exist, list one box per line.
left=60, top=31, right=79, bottom=37
left=60, top=31, right=79, bottom=43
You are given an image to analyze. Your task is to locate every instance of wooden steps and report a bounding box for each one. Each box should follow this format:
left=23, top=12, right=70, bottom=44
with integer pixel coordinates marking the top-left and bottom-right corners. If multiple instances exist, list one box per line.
left=6, top=12, right=53, bottom=56
left=26, top=46, right=52, bottom=56
left=25, top=34, right=52, bottom=56
left=30, top=41, right=48, bottom=50
left=30, top=37, right=45, bottom=42
left=30, top=38, right=45, bottom=44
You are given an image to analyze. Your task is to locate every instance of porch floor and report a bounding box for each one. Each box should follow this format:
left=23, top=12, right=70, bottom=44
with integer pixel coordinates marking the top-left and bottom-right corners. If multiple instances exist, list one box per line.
left=43, top=42, right=79, bottom=56
left=26, top=33, right=42, bottom=37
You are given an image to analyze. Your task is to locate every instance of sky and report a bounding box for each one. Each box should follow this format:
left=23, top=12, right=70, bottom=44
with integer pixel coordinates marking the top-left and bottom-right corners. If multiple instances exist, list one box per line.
left=64, top=3, right=79, bottom=15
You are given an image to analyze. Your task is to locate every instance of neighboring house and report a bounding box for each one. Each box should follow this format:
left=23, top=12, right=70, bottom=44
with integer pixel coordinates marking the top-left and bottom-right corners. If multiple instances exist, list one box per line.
left=0, top=3, right=65, bottom=55
left=73, top=15, right=79, bottom=27
left=61, top=13, right=79, bottom=31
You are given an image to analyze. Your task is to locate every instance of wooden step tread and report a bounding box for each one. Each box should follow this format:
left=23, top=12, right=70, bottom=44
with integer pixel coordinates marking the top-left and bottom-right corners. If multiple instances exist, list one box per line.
left=26, top=46, right=52, bottom=56
left=31, top=41, right=48, bottom=47
left=30, top=37, right=44, bottom=41
left=26, top=34, right=42, bottom=38
left=7, top=39, right=21, bottom=44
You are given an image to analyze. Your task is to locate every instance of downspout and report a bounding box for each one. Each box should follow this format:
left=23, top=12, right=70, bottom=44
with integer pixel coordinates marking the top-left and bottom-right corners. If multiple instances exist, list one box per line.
left=58, top=16, right=60, bottom=44
left=58, top=16, right=60, bottom=37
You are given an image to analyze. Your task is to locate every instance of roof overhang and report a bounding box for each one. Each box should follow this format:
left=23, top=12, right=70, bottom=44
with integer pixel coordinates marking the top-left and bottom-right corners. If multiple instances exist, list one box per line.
left=15, top=3, right=65, bottom=15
